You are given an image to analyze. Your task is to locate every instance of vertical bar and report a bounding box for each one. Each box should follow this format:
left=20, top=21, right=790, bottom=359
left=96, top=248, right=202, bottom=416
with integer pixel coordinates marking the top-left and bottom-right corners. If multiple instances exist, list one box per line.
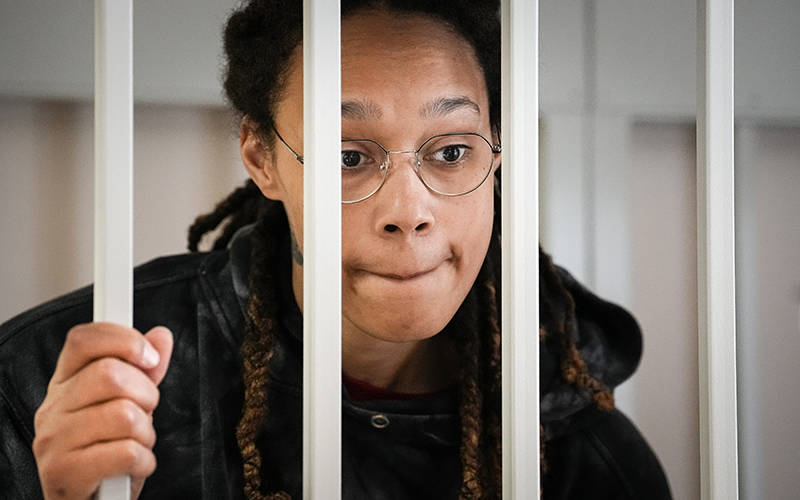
left=697, top=0, right=739, bottom=499
left=501, top=0, right=540, bottom=498
left=94, top=0, right=133, bottom=499
left=302, top=0, right=342, bottom=498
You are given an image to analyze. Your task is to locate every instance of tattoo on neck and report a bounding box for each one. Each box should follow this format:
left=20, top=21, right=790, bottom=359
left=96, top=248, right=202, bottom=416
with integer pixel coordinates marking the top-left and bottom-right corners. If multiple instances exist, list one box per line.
left=291, top=232, right=304, bottom=266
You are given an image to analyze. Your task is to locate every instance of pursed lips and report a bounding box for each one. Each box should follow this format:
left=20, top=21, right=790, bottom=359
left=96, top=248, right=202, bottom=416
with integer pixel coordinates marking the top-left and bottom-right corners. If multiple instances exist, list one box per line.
left=349, top=256, right=453, bottom=282
left=374, top=267, right=437, bottom=281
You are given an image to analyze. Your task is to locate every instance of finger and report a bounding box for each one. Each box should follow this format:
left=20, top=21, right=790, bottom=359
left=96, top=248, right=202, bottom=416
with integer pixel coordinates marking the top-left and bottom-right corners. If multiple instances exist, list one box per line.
left=142, top=326, right=173, bottom=386
left=56, top=357, right=160, bottom=414
left=52, top=323, right=160, bottom=385
left=76, top=398, right=157, bottom=450
left=38, top=440, right=156, bottom=500
left=36, top=398, right=157, bottom=459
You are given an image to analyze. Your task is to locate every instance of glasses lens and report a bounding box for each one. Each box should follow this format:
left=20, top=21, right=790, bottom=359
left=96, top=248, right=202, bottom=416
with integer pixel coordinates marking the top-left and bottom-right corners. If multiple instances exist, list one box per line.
left=341, top=139, right=388, bottom=203
left=417, top=134, right=494, bottom=196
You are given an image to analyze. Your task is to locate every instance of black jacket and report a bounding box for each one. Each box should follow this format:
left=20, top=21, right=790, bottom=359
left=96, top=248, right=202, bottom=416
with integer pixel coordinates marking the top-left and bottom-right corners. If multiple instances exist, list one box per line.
left=0, top=229, right=671, bottom=499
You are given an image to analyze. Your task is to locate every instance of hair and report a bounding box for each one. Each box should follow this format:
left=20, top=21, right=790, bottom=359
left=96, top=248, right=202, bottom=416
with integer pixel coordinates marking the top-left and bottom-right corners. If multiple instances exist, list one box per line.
left=188, top=0, right=612, bottom=498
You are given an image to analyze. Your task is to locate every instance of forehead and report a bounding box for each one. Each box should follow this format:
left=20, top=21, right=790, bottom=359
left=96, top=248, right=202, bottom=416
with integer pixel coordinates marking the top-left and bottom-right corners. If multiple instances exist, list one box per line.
left=274, top=9, right=490, bottom=133
left=339, top=10, right=487, bottom=105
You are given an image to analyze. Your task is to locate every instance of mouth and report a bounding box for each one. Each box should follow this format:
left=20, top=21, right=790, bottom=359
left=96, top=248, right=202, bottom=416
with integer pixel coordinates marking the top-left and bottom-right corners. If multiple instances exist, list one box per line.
left=373, top=267, right=438, bottom=281
left=350, top=256, right=452, bottom=283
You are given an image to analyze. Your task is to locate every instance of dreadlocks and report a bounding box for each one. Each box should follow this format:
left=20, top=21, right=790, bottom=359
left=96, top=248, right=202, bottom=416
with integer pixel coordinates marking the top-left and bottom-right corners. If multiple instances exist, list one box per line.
left=198, top=0, right=612, bottom=498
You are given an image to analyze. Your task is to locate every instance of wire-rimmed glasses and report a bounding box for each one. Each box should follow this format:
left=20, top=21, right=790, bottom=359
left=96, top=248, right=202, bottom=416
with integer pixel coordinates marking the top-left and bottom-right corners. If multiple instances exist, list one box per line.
left=274, top=127, right=501, bottom=204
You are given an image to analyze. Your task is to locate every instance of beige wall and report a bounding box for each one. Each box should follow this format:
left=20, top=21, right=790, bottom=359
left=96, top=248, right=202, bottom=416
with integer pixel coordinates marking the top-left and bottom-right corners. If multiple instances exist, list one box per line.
left=748, top=126, right=800, bottom=499
left=0, top=98, right=248, bottom=324
left=629, top=123, right=700, bottom=500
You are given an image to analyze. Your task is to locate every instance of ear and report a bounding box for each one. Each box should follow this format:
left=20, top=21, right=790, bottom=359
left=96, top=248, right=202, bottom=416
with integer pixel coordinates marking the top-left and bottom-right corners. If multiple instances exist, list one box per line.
left=491, top=126, right=502, bottom=173
left=240, top=117, right=284, bottom=201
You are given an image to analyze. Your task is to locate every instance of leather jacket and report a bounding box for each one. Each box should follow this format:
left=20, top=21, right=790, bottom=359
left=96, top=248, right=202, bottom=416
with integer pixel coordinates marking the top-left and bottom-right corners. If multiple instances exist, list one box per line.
left=0, top=228, right=672, bottom=499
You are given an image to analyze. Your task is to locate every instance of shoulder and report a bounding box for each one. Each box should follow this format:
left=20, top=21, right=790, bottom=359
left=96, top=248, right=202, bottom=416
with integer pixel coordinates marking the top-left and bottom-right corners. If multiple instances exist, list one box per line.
left=542, top=407, right=672, bottom=500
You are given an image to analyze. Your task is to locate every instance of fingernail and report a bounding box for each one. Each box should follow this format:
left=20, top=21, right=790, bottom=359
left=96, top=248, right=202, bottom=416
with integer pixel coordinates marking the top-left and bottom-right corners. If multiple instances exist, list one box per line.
left=142, top=341, right=160, bottom=368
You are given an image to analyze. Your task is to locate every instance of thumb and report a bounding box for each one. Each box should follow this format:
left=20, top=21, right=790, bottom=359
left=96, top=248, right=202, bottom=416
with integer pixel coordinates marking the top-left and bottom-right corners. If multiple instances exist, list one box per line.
left=142, top=326, right=173, bottom=386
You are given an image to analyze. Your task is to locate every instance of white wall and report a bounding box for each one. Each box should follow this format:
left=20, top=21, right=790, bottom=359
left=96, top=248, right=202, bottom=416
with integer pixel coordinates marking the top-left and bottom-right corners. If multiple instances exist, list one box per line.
left=0, top=98, right=247, bottom=324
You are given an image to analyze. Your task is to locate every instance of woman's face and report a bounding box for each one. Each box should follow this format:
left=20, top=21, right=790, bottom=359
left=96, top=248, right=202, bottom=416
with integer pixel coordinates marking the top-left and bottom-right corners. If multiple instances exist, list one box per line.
left=243, top=10, right=498, bottom=345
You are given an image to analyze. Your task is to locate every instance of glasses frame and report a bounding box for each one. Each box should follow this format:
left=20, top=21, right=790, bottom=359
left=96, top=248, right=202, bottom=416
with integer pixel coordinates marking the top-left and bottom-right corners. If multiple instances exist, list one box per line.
left=273, top=126, right=502, bottom=204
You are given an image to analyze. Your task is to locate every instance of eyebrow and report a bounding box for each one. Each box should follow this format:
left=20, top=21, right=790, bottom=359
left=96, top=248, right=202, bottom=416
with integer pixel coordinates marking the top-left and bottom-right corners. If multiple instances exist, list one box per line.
left=341, top=99, right=382, bottom=121
left=421, top=96, right=482, bottom=119
left=341, top=96, right=483, bottom=121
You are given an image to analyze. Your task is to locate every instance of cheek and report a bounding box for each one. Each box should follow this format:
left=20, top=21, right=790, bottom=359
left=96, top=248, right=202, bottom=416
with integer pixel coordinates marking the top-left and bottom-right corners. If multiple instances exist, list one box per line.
left=340, top=205, right=371, bottom=257
left=449, top=191, right=495, bottom=265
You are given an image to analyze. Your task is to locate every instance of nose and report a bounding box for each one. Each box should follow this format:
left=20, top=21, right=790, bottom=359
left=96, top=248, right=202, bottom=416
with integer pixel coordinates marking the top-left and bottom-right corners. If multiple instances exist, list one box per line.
left=373, top=153, right=435, bottom=236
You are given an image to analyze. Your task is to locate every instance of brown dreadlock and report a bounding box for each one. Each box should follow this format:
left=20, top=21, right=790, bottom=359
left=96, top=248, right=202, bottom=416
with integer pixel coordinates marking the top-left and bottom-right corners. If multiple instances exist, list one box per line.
left=193, top=0, right=613, bottom=498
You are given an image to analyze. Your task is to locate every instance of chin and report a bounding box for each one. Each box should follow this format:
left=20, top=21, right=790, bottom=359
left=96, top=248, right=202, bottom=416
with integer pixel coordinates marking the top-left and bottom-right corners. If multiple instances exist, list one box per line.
left=346, top=302, right=458, bottom=344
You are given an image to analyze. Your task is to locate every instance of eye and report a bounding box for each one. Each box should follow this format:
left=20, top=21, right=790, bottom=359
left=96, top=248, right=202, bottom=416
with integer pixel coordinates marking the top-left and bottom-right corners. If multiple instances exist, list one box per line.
left=341, top=150, right=363, bottom=168
left=432, top=144, right=468, bottom=163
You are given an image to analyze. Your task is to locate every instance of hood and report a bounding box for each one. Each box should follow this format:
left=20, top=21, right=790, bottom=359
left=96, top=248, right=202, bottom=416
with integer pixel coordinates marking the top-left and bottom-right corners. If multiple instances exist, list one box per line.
left=539, top=266, right=643, bottom=429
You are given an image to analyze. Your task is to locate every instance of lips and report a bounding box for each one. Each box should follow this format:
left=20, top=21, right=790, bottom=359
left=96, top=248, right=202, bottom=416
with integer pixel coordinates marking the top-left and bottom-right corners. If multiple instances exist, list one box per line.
left=372, top=266, right=438, bottom=281
left=348, top=254, right=453, bottom=282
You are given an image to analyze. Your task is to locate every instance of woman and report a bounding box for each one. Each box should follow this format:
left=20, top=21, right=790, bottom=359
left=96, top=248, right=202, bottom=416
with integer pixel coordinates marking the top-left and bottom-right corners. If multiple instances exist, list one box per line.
left=0, top=0, right=671, bottom=499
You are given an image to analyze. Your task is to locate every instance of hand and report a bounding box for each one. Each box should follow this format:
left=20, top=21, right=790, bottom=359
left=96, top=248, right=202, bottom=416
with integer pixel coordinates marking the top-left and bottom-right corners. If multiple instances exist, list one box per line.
left=33, top=323, right=173, bottom=500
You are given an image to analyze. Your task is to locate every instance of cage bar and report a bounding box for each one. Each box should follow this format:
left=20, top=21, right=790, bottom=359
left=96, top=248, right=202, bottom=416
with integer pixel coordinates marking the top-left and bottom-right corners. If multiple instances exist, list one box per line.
left=94, top=0, right=133, bottom=499
left=697, top=0, right=739, bottom=498
left=302, top=0, right=342, bottom=498
left=501, top=0, right=540, bottom=498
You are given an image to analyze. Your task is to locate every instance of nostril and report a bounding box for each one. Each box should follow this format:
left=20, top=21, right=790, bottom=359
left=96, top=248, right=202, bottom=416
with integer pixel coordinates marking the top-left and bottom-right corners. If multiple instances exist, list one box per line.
left=384, top=224, right=399, bottom=233
left=415, top=222, right=428, bottom=231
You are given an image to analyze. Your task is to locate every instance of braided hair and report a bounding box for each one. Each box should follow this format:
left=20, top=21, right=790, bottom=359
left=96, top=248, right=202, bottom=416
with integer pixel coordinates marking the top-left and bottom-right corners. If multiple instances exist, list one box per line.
left=188, top=0, right=613, bottom=498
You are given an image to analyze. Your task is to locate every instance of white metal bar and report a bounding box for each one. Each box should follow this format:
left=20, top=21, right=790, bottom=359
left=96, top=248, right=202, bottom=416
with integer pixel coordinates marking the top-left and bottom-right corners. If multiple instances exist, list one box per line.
left=697, top=0, right=739, bottom=499
left=93, top=0, right=133, bottom=499
left=302, top=0, right=342, bottom=498
left=501, top=0, right=540, bottom=498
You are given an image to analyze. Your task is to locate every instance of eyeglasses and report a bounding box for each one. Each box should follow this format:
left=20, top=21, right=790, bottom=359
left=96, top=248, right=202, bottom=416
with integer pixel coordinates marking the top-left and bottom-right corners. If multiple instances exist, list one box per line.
left=273, top=127, right=501, bottom=204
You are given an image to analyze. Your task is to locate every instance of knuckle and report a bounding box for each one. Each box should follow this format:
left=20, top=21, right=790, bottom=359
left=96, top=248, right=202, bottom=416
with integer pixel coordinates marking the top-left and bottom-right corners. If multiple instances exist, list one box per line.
left=143, top=422, right=158, bottom=449
left=111, top=399, right=141, bottom=430
left=36, top=456, right=57, bottom=483
left=32, top=417, right=57, bottom=458
left=133, top=448, right=157, bottom=478
left=95, top=357, right=124, bottom=390
left=33, top=402, right=48, bottom=431
left=142, top=386, right=160, bottom=412
left=31, top=433, right=48, bottom=458
left=118, top=439, right=144, bottom=468
left=64, top=324, right=91, bottom=351
left=144, top=453, right=158, bottom=476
